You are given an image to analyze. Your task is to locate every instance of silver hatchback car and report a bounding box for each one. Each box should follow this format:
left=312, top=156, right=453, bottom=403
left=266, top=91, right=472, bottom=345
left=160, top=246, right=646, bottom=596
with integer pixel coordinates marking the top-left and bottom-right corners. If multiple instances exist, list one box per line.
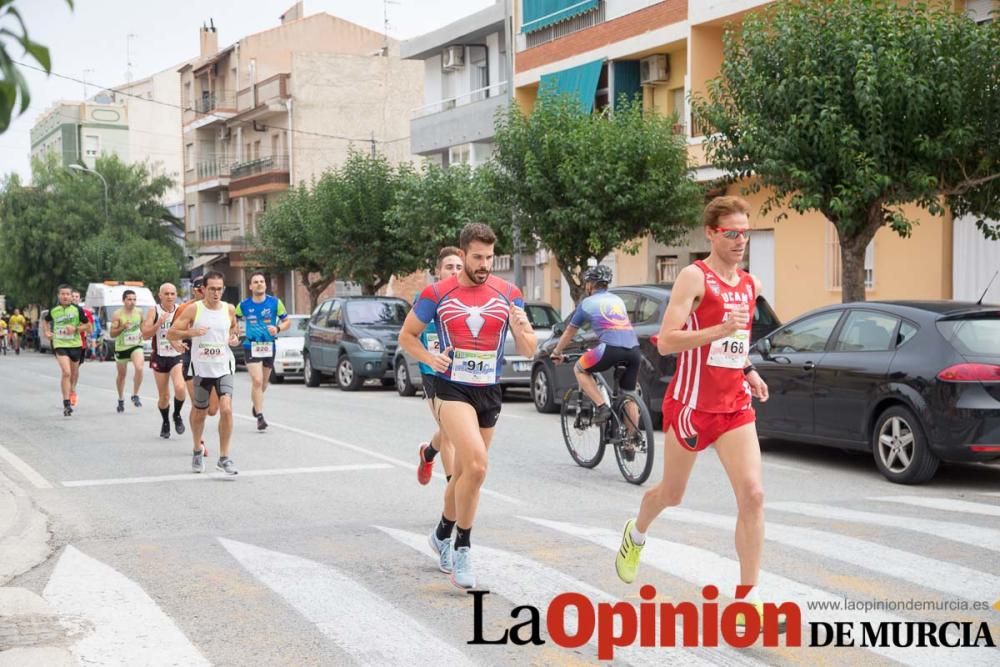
left=393, top=301, right=561, bottom=397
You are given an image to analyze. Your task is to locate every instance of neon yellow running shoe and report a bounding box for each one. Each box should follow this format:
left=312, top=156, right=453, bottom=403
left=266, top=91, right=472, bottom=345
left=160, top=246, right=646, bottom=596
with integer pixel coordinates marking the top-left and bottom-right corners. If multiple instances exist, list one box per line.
left=736, top=600, right=788, bottom=635
left=615, top=518, right=644, bottom=583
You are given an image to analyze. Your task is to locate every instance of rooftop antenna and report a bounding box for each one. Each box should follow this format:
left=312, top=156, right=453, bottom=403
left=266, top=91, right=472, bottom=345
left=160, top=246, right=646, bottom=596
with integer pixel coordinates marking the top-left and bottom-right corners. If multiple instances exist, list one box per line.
left=126, top=32, right=138, bottom=88
left=383, top=0, right=400, bottom=55
left=976, top=270, right=999, bottom=305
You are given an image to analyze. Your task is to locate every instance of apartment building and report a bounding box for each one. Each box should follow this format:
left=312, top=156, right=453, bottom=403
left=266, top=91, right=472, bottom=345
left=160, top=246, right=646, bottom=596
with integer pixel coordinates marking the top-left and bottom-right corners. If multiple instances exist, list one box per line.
left=181, top=4, right=422, bottom=308
left=30, top=101, right=130, bottom=171
left=512, top=0, right=1000, bottom=318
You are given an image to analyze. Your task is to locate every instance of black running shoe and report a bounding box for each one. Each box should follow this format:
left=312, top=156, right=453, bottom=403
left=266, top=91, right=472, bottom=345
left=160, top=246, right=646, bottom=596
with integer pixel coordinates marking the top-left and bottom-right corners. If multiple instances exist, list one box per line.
left=131, top=395, right=142, bottom=408
left=64, top=406, right=72, bottom=417
left=117, top=400, right=125, bottom=414
left=173, top=415, right=186, bottom=435
left=256, top=413, right=268, bottom=431
left=160, top=422, right=170, bottom=439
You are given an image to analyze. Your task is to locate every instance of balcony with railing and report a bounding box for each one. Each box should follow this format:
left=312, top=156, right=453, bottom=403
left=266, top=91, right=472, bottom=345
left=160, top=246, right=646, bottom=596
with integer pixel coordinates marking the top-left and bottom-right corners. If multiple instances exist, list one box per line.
left=183, top=91, right=238, bottom=128
left=195, top=223, right=251, bottom=252
left=409, top=82, right=509, bottom=155
left=228, top=154, right=290, bottom=198
left=236, top=73, right=290, bottom=114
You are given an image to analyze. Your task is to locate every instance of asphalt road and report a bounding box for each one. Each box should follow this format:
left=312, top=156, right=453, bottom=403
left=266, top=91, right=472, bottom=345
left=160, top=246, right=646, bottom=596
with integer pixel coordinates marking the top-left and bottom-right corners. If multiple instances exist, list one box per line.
left=1, top=351, right=998, bottom=666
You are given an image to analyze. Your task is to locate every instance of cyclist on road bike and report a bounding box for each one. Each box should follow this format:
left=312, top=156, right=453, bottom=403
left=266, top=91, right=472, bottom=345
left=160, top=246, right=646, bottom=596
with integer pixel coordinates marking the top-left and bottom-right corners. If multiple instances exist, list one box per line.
left=550, top=264, right=641, bottom=425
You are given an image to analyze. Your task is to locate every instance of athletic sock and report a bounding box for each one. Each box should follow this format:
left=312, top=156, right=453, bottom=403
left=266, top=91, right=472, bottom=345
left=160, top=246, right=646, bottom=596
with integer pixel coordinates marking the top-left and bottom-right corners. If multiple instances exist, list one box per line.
left=159, top=406, right=170, bottom=424
left=435, top=515, right=456, bottom=541
left=173, top=398, right=184, bottom=417
left=454, top=525, right=472, bottom=549
left=422, top=443, right=439, bottom=463
left=630, top=526, right=646, bottom=546
left=445, top=474, right=452, bottom=482
left=63, top=399, right=70, bottom=408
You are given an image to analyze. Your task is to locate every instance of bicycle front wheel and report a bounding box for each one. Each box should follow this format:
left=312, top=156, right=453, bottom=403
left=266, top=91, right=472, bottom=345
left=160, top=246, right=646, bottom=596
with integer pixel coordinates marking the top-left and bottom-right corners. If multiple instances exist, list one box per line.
left=560, top=388, right=605, bottom=468
left=613, top=393, right=655, bottom=484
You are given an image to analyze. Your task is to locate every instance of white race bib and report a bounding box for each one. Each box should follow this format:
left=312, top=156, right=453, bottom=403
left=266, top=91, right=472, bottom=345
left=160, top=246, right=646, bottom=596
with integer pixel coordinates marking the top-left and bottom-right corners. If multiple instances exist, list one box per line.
left=251, top=341, right=273, bottom=358
left=196, top=341, right=226, bottom=361
left=450, top=348, right=497, bottom=385
left=158, top=337, right=176, bottom=355
left=708, top=329, right=749, bottom=369
left=56, top=326, right=73, bottom=337
left=425, top=333, right=440, bottom=354
left=123, top=329, right=142, bottom=347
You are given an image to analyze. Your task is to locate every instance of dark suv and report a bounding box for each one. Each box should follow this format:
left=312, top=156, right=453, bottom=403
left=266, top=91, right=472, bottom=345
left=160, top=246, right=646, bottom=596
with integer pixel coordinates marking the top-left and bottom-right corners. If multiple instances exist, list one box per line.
left=531, top=284, right=781, bottom=423
left=303, top=296, right=410, bottom=391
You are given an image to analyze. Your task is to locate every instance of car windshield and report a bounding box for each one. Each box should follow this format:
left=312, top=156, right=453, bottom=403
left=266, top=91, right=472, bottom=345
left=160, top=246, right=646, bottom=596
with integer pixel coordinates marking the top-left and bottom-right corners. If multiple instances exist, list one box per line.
left=347, top=300, right=408, bottom=326
left=278, top=317, right=309, bottom=337
left=526, top=304, right=560, bottom=328
left=937, top=315, right=1000, bottom=356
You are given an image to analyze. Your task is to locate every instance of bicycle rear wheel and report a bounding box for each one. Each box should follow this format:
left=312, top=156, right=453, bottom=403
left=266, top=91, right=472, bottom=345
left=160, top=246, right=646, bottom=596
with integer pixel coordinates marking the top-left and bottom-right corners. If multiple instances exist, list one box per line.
left=560, top=388, right=605, bottom=468
left=612, top=393, right=655, bottom=484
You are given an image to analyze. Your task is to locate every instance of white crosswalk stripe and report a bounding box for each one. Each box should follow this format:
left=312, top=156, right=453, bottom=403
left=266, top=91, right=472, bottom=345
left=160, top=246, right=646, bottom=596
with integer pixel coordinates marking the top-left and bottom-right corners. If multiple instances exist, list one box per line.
left=42, top=545, right=209, bottom=667
left=376, top=526, right=764, bottom=667
left=768, top=500, right=1000, bottom=552
left=219, top=538, right=475, bottom=666
left=523, top=517, right=998, bottom=667
left=873, top=495, right=1000, bottom=517
left=655, top=507, right=1000, bottom=601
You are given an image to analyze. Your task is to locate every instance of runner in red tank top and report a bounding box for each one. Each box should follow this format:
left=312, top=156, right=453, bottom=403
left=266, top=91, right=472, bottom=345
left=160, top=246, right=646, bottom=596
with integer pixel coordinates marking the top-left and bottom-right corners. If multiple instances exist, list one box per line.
left=616, top=196, right=784, bottom=634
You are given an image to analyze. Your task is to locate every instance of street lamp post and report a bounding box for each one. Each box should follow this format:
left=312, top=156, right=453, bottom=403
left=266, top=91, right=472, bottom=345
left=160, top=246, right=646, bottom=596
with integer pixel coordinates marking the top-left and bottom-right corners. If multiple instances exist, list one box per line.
left=69, top=164, right=109, bottom=224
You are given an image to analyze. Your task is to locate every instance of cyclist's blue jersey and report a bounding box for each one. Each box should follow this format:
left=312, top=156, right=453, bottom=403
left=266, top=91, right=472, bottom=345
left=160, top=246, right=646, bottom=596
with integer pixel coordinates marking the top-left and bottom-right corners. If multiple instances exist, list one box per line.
left=236, top=295, right=288, bottom=348
left=570, top=290, right=639, bottom=348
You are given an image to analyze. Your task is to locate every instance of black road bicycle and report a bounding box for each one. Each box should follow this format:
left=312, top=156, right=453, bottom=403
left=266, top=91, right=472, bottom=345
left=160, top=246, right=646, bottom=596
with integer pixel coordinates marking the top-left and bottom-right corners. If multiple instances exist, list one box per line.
left=558, top=354, right=655, bottom=484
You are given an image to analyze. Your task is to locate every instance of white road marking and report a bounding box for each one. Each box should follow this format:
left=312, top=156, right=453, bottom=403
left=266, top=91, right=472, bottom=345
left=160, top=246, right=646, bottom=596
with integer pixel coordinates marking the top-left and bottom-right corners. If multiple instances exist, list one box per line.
left=377, top=526, right=761, bottom=667
left=60, top=463, right=392, bottom=487
left=524, top=517, right=996, bottom=667
left=873, top=495, right=1000, bottom=517
left=43, top=545, right=209, bottom=666
left=768, top=500, right=1000, bottom=552
left=219, top=538, right=474, bottom=665
left=0, top=441, right=53, bottom=489
left=250, top=416, right=522, bottom=505
left=654, top=507, right=999, bottom=601
left=760, top=460, right=813, bottom=474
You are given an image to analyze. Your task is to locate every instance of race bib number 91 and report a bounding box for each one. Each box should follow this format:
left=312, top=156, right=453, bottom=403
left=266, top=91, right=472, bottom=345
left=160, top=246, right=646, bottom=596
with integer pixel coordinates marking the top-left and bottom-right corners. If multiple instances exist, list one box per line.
left=450, top=349, right=497, bottom=385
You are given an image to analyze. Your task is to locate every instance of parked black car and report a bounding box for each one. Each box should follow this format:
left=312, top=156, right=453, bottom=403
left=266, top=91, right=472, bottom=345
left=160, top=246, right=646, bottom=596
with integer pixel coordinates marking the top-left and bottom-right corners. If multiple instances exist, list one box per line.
left=750, top=301, right=1000, bottom=484
left=303, top=296, right=410, bottom=391
left=531, top=284, right=781, bottom=422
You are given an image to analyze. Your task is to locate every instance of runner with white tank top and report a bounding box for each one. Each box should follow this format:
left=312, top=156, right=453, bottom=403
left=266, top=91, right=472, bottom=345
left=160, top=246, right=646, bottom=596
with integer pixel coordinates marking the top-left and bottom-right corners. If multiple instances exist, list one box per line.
left=167, top=272, right=239, bottom=477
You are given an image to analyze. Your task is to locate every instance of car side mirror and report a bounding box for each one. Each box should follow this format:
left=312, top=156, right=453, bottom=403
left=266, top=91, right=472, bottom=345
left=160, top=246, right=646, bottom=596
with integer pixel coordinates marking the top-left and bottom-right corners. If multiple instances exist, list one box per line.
left=551, top=322, right=565, bottom=336
left=756, top=338, right=772, bottom=360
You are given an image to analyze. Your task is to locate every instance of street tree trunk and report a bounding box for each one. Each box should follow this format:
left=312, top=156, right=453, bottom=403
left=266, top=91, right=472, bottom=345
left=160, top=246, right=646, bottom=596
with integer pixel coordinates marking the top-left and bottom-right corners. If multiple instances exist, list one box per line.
left=303, top=272, right=335, bottom=312
left=838, top=203, right=885, bottom=303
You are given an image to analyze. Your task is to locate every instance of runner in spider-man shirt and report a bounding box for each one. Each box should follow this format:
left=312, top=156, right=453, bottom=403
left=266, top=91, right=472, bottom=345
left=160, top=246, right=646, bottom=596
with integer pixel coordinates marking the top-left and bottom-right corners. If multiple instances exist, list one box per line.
left=399, top=223, right=537, bottom=590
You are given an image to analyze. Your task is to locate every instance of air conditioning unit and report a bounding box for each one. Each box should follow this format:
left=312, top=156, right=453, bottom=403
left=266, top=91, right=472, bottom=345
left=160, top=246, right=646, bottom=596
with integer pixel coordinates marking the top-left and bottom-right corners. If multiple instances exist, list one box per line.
left=441, top=45, right=465, bottom=71
left=218, top=191, right=230, bottom=205
left=640, top=54, right=670, bottom=85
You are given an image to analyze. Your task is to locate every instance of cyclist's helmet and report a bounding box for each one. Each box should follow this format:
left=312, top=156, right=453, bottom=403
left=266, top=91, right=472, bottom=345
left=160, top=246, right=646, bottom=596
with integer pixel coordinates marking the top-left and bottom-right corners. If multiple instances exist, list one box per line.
left=583, top=264, right=613, bottom=285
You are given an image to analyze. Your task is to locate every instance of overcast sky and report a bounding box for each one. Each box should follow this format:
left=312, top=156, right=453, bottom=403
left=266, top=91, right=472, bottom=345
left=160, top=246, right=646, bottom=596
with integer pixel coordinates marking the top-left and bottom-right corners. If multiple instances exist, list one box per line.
left=0, top=0, right=496, bottom=180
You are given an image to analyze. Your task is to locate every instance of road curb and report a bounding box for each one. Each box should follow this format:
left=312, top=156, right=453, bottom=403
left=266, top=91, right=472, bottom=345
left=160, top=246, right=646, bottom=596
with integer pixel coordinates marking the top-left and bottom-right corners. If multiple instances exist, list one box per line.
left=0, top=471, right=51, bottom=586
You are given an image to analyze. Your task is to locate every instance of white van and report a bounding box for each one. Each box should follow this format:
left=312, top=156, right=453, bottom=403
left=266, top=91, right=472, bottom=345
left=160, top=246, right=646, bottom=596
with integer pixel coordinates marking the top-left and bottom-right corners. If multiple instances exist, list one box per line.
left=84, top=282, right=157, bottom=359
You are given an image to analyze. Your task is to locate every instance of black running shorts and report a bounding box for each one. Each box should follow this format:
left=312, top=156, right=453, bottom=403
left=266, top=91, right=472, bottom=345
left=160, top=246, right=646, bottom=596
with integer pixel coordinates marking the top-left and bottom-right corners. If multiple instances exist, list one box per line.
left=432, top=376, right=502, bottom=429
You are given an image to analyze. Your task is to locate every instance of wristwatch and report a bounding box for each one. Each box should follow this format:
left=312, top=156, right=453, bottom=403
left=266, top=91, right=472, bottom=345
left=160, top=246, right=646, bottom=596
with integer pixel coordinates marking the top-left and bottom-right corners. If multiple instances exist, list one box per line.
left=743, top=365, right=757, bottom=375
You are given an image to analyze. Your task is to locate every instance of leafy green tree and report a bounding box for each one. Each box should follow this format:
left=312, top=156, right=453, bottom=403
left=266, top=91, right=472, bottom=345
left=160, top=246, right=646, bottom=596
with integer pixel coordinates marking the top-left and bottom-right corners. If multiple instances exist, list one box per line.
left=0, top=154, right=183, bottom=304
left=391, top=162, right=514, bottom=271
left=252, top=182, right=336, bottom=311
left=0, top=0, right=73, bottom=133
left=491, top=94, right=702, bottom=303
left=692, top=0, right=1000, bottom=302
left=312, top=150, right=417, bottom=295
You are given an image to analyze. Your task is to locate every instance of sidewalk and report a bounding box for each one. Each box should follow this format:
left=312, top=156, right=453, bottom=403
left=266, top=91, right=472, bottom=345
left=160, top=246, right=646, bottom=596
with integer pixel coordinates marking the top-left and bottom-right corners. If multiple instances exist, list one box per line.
left=0, top=470, right=75, bottom=665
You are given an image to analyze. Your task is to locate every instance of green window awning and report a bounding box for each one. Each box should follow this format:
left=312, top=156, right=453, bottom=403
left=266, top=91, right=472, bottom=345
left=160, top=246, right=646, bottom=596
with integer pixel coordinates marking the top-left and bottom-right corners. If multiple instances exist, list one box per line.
left=539, top=58, right=604, bottom=113
left=521, top=0, right=599, bottom=34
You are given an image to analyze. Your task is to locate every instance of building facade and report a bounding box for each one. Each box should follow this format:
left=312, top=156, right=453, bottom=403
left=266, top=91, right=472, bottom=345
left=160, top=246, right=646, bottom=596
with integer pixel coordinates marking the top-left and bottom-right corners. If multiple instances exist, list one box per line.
left=30, top=101, right=130, bottom=171
left=512, top=0, right=1000, bottom=318
left=180, top=5, right=422, bottom=309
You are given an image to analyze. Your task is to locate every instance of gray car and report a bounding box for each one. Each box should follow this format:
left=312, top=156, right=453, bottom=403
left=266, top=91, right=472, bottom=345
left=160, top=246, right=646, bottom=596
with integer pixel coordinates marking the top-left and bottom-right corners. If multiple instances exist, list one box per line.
left=393, top=301, right=561, bottom=397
